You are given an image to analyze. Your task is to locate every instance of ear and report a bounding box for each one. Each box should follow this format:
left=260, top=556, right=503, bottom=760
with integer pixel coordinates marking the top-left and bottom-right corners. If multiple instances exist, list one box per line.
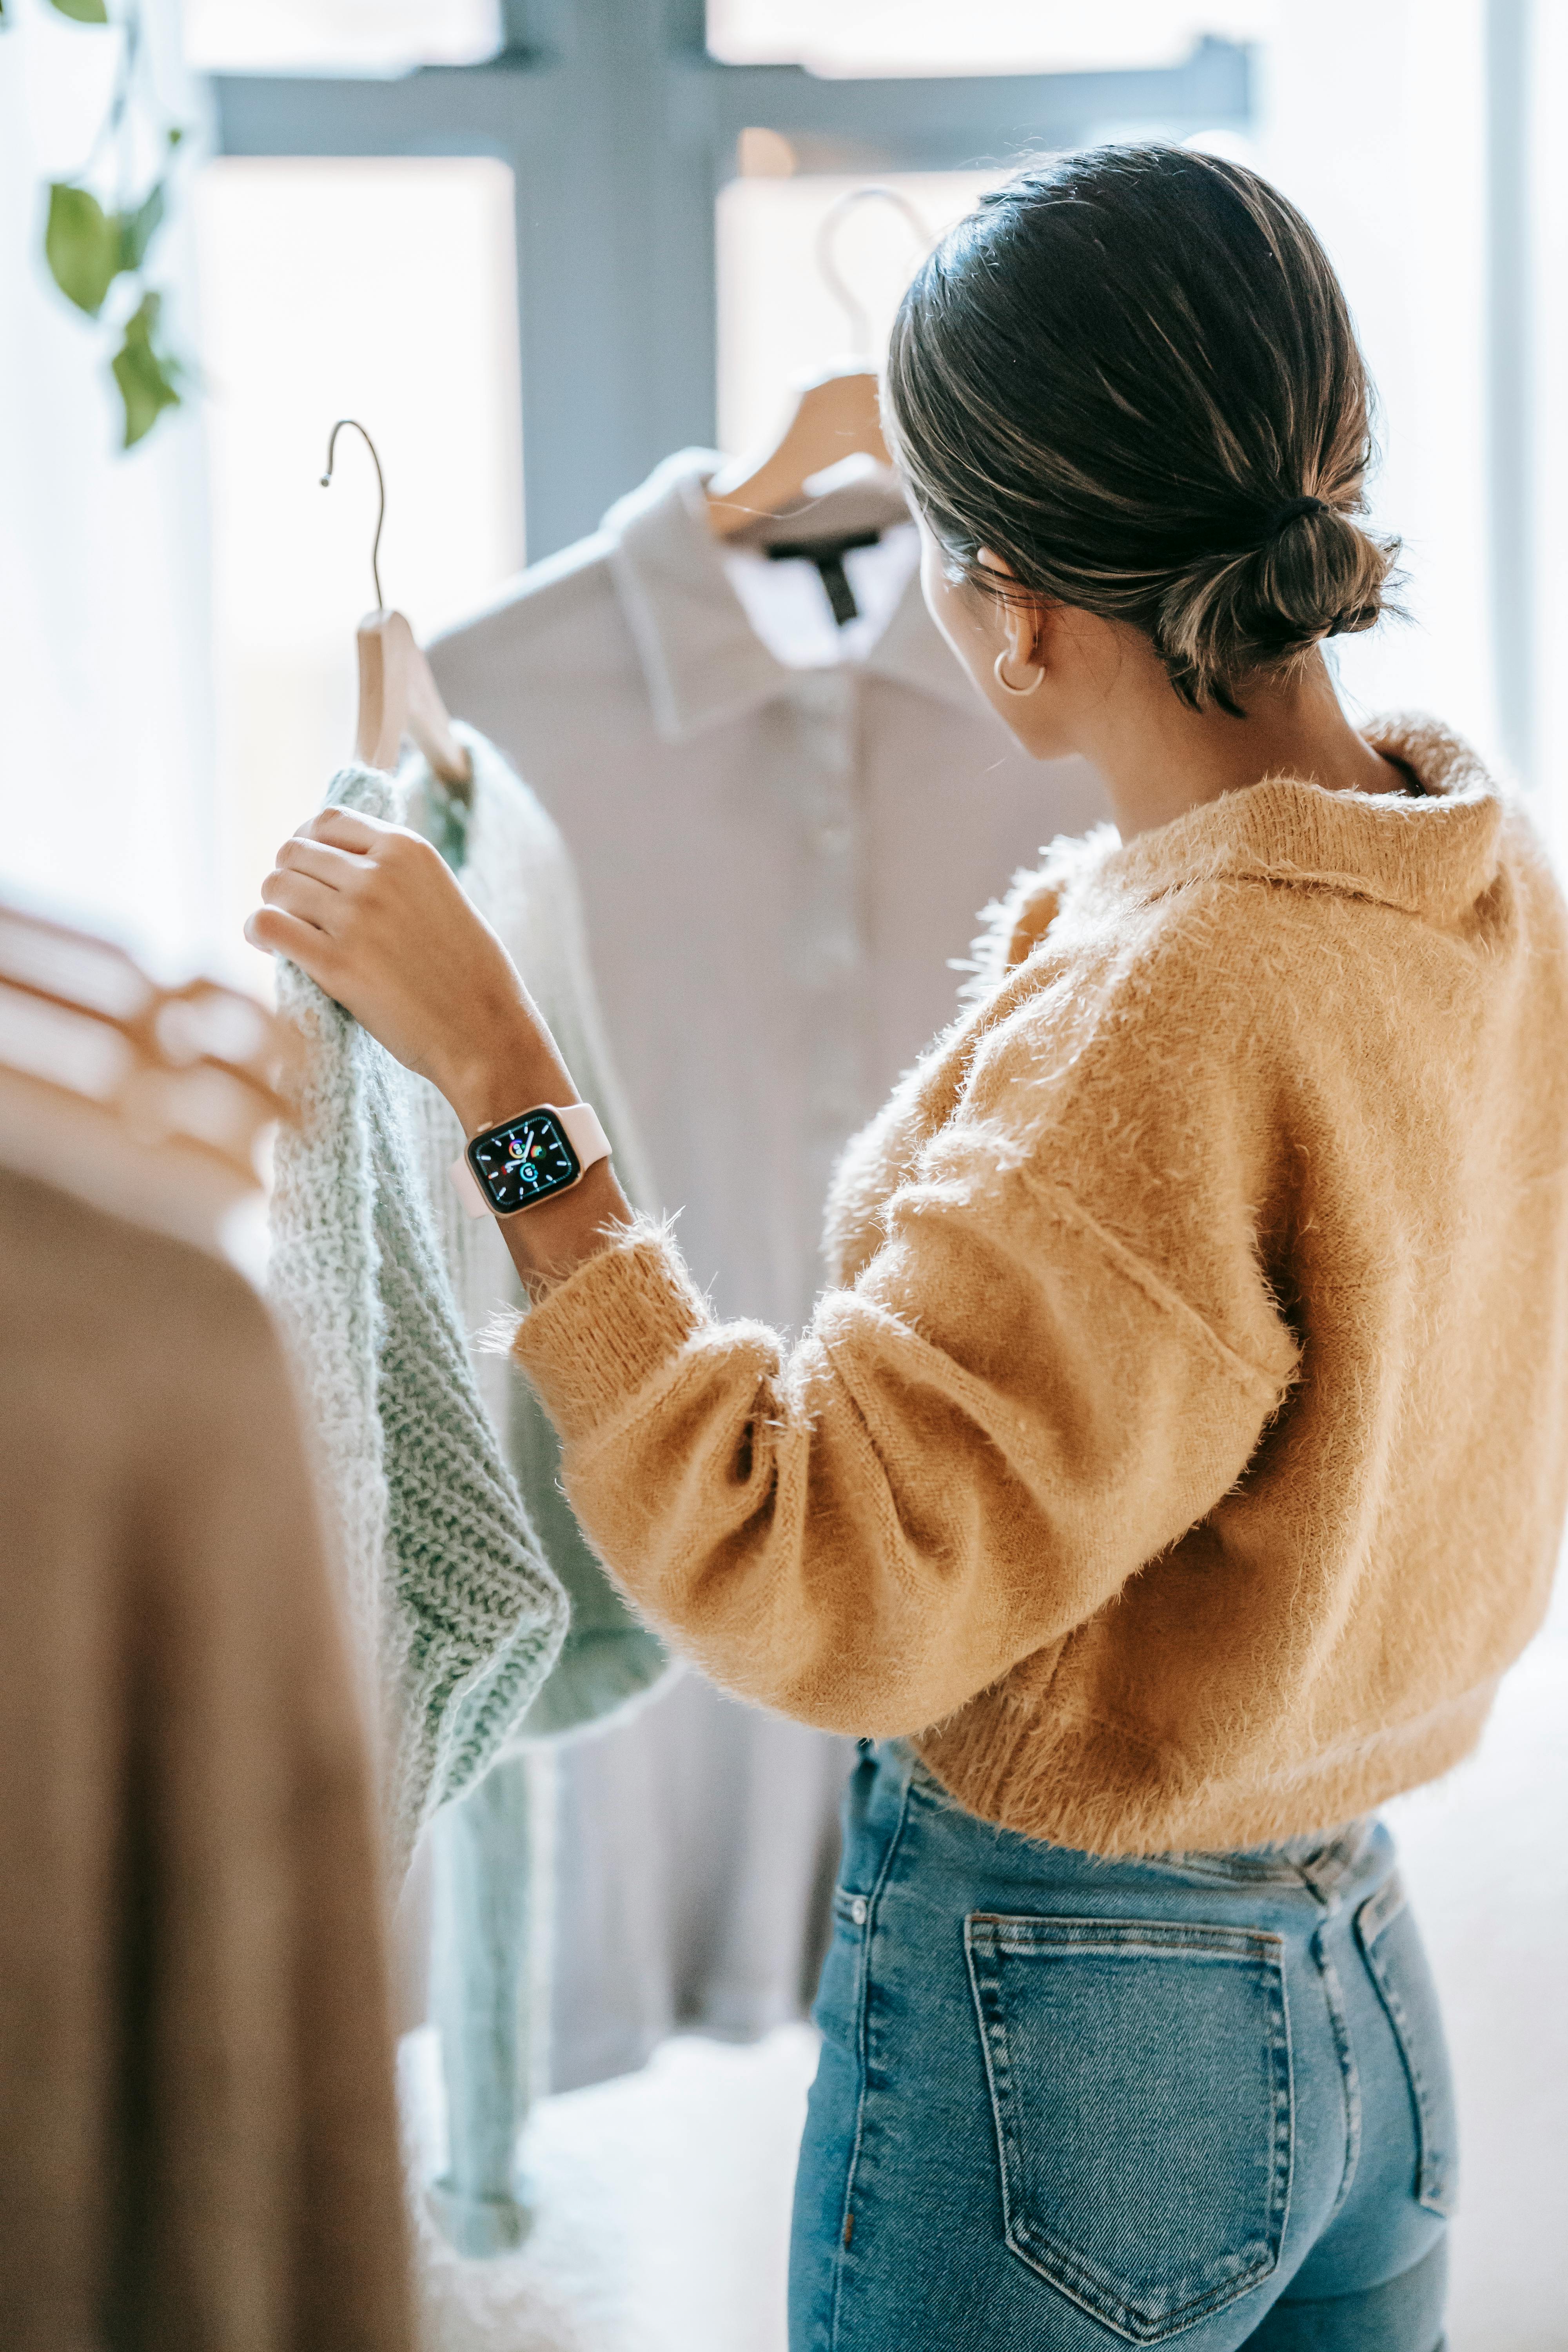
left=977, top=547, right=1051, bottom=671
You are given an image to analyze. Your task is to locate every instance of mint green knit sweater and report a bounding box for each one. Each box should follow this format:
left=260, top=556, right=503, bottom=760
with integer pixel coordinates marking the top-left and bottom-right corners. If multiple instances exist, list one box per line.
left=268, top=763, right=569, bottom=1880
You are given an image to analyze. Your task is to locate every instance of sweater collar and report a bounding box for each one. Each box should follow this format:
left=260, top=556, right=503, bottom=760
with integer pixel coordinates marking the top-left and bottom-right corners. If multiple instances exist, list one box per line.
left=1079, top=715, right=1503, bottom=930
left=601, top=446, right=983, bottom=743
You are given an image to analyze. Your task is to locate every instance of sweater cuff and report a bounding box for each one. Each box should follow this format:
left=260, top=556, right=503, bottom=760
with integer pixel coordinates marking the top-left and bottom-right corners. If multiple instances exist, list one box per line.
left=511, top=1220, right=708, bottom=1439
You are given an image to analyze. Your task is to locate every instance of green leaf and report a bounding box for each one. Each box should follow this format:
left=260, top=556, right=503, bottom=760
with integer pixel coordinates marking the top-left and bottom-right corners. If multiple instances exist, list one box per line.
left=47, top=0, right=111, bottom=21
left=167, top=124, right=185, bottom=149
left=118, top=181, right=165, bottom=273
left=45, top=182, right=121, bottom=316
left=111, top=291, right=182, bottom=449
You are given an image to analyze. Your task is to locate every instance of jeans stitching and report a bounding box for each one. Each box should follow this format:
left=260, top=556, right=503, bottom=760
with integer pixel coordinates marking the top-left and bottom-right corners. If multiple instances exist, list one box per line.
left=972, top=1917, right=1283, bottom=1960
left=1375, top=1967, right=1446, bottom=2210
left=1272, top=1937, right=1297, bottom=2274
left=964, top=1918, right=1294, bottom=2341
left=964, top=1918, right=1032, bottom=2314
left=1354, top=1878, right=1454, bottom=2219
left=1312, top=1925, right=1363, bottom=2228
left=828, top=1761, right=916, bottom=2352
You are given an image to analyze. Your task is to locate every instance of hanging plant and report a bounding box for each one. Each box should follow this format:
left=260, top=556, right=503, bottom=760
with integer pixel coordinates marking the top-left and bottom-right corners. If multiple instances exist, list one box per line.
left=6, top=0, right=188, bottom=448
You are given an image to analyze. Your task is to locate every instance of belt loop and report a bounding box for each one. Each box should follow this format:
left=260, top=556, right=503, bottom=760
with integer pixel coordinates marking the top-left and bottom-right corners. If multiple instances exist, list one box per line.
left=1297, top=1817, right=1377, bottom=1907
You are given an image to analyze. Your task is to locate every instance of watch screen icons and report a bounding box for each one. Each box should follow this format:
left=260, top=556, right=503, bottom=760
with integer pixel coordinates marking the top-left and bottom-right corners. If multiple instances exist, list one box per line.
left=469, top=1109, right=581, bottom=1213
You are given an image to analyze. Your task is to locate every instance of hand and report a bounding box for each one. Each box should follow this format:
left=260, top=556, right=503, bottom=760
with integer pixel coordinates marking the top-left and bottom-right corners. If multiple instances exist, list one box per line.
left=245, top=805, right=561, bottom=1118
left=249, top=804, right=637, bottom=1290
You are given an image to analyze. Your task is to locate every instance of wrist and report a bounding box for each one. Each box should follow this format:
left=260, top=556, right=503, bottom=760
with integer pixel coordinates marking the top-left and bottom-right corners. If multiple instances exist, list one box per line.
left=439, top=1020, right=568, bottom=1138
left=501, top=1158, right=629, bottom=1285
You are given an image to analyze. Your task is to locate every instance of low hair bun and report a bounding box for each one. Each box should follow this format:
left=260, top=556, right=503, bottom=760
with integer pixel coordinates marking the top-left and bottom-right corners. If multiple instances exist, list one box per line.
left=1156, top=497, right=1398, bottom=715
left=886, top=144, right=1403, bottom=714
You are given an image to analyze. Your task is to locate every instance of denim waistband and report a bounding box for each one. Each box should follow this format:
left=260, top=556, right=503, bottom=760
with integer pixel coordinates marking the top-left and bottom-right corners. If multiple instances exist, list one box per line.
left=886, top=1741, right=1377, bottom=1898
left=1151, top=1817, right=1379, bottom=1897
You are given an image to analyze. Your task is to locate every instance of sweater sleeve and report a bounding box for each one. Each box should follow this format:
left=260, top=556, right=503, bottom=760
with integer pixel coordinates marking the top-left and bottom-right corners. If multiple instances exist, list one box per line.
left=512, top=1108, right=1298, bottom=1737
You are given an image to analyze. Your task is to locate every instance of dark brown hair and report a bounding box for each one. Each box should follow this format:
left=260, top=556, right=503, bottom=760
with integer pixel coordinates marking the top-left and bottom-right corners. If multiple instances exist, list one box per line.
left=885, top=143, right=1399, bottom=713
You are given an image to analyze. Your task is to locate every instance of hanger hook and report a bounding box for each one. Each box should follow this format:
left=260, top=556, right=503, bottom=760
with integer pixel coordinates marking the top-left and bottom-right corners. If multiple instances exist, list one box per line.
left=320, top=417, right=387, bottom=612
left=814, top=185, right=933, bottom=363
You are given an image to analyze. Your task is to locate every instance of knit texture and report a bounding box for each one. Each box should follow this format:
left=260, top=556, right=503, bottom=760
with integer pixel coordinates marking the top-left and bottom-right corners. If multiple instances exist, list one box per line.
left=514, top=716, right=1568, bottom=1855
left=269, top=762, right=568, bottom=1882
left=400, top=726, right=671, bottom=1744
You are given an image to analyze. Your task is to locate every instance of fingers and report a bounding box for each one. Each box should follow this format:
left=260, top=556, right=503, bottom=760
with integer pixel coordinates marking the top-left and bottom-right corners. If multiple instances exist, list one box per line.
left=259, top=867, right=340, bottom=931
left=302, top=804, right=385, bottom=853
left=274, top=834, right=362, bottom=891
left=302, top=804, right=434, bottom=859
left=244, top=904, right=341, bottom=983
left=293, top=808, right=443, bottom=896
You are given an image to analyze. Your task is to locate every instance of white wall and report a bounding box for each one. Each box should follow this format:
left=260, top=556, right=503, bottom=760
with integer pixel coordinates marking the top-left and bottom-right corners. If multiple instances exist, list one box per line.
left=1251, top=0, right=1501, bottom=772
left=1530, top=0, right=1568, bottom=864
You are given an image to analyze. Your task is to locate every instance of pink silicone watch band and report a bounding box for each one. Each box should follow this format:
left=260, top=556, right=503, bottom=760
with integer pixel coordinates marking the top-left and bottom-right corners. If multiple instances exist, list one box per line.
left=448, top=1102, right=611, bottom=1219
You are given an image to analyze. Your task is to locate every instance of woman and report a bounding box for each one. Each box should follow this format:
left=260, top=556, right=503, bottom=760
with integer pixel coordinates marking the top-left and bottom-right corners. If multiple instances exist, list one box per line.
left=250, top=147, right=1568, bottom=2351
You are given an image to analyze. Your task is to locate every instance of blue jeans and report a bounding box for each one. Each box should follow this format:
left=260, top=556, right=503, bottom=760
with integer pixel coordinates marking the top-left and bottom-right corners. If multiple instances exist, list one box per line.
left=790, top=1742, right=1455, bottom=2350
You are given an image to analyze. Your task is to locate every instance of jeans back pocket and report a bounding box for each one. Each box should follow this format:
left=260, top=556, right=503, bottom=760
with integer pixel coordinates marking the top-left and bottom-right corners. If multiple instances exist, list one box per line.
left=965, top=1915, right=1293, bottom=2345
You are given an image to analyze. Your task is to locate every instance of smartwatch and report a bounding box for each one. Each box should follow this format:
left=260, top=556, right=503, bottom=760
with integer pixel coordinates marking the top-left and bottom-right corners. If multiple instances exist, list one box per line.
left=449, top=1101, right=612, bottom=1219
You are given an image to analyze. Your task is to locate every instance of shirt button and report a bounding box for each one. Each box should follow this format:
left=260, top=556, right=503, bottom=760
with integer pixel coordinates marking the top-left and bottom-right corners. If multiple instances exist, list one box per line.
left=850, top=1896, right=868, bottom=1926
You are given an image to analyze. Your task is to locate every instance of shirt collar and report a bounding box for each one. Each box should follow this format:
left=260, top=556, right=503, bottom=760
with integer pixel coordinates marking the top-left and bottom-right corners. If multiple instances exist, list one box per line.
left=1075, top=715, right=1505, bottom=930
left=602, top=446, right=982, bottom=743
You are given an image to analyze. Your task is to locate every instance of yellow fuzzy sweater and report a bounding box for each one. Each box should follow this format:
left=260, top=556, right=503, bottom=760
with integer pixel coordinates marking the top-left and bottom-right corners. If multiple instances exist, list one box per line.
left=514, top=717, right=1568, bottom=1853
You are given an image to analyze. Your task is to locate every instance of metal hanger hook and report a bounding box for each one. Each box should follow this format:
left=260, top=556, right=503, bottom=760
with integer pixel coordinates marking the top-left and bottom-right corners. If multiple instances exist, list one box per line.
left=814, top=185, right=933, bottom=363
left=320, top=417, right=387, bottom=612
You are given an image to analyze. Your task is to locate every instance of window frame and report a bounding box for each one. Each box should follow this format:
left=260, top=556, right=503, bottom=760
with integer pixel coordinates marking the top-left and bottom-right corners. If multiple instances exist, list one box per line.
left=209, top=2, right=1252, bottom=562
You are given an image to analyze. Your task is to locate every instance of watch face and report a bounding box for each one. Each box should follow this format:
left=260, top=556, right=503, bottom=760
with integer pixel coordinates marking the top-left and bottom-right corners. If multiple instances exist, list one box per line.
left=469, top=1110, right=581, bottom=1213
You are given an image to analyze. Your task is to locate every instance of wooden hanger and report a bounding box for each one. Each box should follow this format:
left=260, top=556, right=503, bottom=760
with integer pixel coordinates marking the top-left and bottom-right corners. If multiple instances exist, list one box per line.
left=321, top=420, right=475, bottom=799
left=0, top=898, right=296, bottom=1249
left=706, top=365, right=891, bottom=541
left=706, top=186, right=931, bottom=542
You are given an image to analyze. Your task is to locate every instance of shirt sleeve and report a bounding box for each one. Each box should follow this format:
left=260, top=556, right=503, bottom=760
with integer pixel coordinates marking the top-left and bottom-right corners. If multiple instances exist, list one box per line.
left=511, top=1112, right=1298, bottom=1737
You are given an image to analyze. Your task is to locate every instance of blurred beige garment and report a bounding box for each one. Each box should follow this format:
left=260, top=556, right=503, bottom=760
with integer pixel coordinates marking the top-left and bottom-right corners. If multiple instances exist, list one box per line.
left=0, top=1167, right=412, bottom=2352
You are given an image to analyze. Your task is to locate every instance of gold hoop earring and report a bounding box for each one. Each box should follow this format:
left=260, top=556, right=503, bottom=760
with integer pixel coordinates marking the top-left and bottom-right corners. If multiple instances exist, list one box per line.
left=993, top=648, right=1044, bottom=699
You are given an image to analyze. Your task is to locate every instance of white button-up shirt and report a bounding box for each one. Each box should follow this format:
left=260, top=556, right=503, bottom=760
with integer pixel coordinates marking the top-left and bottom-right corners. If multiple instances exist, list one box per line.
left=433, top=448, right=1109, bottom=1330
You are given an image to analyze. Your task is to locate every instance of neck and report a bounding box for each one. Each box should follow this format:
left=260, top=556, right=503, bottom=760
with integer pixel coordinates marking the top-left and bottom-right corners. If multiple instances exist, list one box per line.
left=1075, top=646, right=1400, bottom=843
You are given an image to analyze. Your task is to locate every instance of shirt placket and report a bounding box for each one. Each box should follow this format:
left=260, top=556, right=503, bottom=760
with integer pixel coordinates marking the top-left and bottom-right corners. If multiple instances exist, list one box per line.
left=787, top=670, right=871, bottom=1308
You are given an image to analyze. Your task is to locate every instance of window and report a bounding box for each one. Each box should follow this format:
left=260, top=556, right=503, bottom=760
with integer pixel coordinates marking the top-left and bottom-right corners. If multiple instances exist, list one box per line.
left=194, top=157, right=522, bottom=949
left=717, top=169, right=994, bottom=456
left=203, top=7, right=1251, bottom=559
left=185, top=0, right=502, bottom=74
left=707, top=0, right=1277, bottom=79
